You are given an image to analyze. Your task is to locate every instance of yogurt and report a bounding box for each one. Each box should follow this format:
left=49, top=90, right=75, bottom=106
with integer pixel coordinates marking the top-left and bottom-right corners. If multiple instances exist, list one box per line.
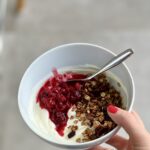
left=29, top=66, right=127, bottom=144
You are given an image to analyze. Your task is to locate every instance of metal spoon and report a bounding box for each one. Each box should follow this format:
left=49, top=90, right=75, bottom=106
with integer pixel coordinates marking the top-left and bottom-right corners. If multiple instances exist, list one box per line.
left=67, top=49, right=134, bottom=82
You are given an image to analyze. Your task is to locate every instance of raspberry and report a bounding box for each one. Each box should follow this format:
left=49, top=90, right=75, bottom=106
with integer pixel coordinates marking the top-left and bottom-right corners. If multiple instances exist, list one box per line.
left=37, top=69, right=86, bottom=136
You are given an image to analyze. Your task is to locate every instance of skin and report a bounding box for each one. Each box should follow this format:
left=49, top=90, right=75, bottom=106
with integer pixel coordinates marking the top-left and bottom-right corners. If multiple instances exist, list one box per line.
left=90, top=107, right=150, bottom=150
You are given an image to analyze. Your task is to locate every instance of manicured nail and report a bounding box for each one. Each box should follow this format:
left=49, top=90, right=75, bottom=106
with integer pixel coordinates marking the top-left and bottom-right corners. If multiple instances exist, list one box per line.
left=107, top=105, right=118, bottom=113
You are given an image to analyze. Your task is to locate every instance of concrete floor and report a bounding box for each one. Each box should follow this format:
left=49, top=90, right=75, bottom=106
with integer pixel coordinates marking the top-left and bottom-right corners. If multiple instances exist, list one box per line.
left=0, top=0, right=150, bottom=149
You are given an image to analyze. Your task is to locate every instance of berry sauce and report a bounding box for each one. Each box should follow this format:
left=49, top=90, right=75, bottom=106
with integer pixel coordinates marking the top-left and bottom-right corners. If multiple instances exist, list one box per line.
left=36, top=69, right=87, bottom=136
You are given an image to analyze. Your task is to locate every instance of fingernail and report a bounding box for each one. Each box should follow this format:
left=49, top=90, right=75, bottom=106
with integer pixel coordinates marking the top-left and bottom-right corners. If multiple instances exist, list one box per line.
left=107, top=105, right=118, bottom=113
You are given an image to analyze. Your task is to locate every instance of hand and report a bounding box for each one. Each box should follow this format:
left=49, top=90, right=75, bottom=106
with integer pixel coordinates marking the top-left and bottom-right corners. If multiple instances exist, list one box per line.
left=91, top=105, right=150, bottom=150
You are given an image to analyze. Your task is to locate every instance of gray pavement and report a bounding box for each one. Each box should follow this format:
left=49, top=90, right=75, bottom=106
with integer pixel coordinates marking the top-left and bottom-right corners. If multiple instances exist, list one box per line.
left=0, top=0, right=150, bottom=149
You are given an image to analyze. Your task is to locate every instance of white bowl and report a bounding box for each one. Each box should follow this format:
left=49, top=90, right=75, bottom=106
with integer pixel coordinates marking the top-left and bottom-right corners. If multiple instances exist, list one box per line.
left=18, top=43, right=135, bottom=150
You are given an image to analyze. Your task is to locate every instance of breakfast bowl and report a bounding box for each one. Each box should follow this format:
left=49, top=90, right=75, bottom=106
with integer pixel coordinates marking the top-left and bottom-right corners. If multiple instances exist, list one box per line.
left=18, top=43, right=135, bottom=150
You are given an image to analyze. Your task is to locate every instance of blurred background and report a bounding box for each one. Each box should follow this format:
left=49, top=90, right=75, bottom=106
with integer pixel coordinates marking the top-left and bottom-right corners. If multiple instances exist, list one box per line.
left=0, top=0, right=150, bottom=149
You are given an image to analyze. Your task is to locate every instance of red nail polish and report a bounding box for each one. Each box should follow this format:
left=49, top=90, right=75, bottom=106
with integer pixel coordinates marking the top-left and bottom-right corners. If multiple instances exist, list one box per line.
left=107, top=105, right=118, bottom=113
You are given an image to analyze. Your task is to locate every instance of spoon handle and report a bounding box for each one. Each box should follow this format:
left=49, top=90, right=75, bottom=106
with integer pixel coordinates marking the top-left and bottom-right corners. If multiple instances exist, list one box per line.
left=87, top=49, right=134, bottom=80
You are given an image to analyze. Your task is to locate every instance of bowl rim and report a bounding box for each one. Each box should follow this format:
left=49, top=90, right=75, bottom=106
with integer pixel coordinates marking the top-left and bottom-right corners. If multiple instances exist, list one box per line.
left=18, top=42, right=135, bottom=148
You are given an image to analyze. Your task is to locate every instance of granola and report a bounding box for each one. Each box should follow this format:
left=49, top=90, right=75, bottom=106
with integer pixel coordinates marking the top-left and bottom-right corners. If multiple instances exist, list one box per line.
left=71, top=73, right=124, bottom=142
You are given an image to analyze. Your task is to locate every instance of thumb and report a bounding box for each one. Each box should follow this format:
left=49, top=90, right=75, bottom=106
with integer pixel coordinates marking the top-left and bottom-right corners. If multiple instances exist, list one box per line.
left=107, top=105, right=147, bottom=140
